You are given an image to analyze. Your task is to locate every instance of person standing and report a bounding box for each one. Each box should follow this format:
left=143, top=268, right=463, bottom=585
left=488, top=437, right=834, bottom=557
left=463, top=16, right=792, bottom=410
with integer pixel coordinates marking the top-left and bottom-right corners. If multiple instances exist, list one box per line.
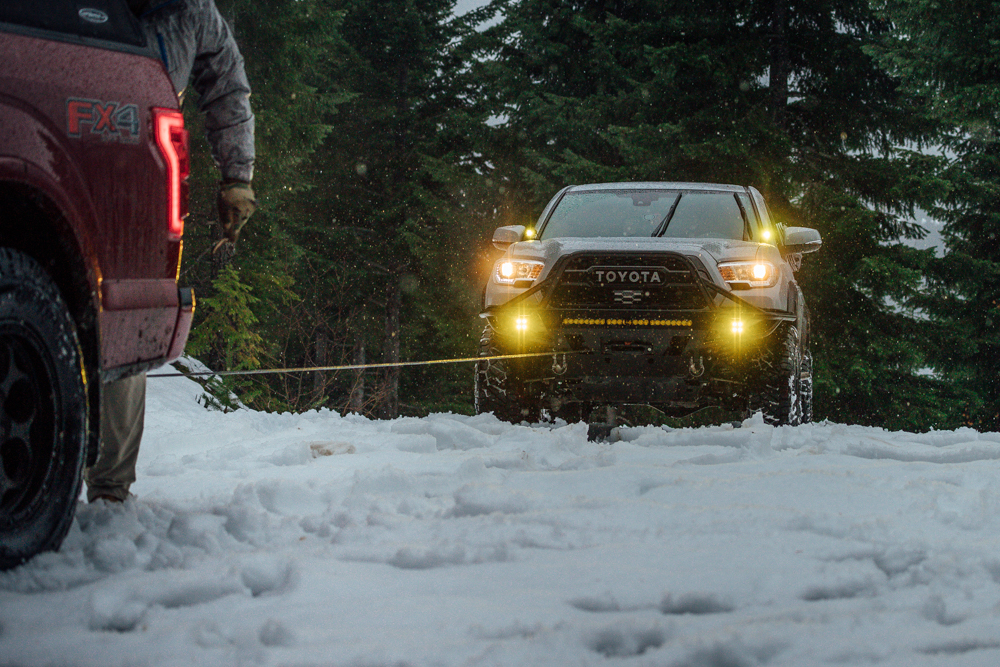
left=84, top=0, right=257, bottom=503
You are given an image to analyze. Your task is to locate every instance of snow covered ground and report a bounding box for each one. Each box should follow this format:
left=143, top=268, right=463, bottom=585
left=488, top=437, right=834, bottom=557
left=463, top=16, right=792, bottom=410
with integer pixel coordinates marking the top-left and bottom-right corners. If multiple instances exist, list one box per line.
left=4, top=372, right=1000, bottom=666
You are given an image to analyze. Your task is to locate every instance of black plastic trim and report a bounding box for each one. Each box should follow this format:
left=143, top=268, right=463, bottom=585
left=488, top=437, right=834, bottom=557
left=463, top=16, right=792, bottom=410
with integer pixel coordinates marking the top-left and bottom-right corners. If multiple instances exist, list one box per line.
left=0, top=22, right=156, bottom=58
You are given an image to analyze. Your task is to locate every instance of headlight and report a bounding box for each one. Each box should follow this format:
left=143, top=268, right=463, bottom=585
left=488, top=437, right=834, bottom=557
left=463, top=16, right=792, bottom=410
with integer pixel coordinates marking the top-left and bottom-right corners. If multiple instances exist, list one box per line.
left=718, top=261, right=778, bottom=288
left=495, top=260, right=544, bottom=285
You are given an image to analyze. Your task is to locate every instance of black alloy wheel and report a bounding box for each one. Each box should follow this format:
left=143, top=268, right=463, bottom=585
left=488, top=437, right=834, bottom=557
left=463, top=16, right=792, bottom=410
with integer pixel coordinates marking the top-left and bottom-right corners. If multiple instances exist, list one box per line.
left=0, top=249, right=87, bottom=570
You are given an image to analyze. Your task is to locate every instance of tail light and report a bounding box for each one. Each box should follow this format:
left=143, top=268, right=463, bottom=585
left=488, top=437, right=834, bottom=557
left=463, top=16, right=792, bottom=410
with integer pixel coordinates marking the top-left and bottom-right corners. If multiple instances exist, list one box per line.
left=153, top=108, right=189, bottom=240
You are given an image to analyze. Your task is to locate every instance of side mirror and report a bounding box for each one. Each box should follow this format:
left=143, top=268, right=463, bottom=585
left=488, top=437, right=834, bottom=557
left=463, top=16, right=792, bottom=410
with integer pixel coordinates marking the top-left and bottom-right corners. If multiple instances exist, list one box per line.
left=492, top=225, right=525, bottom=250
left=782, top=226, right=822, bottom=254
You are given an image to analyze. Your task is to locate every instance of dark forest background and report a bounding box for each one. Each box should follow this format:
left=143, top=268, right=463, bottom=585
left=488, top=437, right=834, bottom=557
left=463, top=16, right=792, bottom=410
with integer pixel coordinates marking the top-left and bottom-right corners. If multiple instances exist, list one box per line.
left=177, top=0, right=1000, bottom=432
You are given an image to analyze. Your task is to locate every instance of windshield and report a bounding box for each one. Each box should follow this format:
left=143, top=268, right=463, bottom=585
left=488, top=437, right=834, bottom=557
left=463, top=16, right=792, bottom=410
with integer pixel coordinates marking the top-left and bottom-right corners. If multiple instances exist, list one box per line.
left=539, top=190, right=750, bottom=241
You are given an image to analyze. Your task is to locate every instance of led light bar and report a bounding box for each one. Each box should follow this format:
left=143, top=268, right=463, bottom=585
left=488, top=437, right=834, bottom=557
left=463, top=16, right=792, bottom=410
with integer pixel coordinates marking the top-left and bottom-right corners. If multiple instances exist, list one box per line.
left=562, top=318, right=693, bottom=327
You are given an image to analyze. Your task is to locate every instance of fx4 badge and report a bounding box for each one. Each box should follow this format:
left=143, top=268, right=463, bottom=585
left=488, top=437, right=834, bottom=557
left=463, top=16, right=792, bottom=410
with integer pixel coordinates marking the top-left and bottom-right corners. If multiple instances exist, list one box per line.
left=67, top=99, right=140, bottom=143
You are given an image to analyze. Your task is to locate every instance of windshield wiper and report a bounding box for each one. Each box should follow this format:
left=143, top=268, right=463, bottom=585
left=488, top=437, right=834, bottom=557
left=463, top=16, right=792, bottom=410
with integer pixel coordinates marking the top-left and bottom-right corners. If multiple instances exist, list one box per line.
left=652, top=194, right=682, bottom=237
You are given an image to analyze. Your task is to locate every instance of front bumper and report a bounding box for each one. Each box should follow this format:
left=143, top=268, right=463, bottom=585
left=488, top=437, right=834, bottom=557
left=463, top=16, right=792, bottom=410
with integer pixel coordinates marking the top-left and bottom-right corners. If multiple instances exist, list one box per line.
left=482, top=251, right=793, bottom=404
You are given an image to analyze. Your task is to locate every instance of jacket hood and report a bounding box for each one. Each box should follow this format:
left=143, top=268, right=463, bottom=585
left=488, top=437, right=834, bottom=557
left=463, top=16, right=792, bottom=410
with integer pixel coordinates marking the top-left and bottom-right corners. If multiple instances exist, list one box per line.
left=129, top=0, right=183, bottom=18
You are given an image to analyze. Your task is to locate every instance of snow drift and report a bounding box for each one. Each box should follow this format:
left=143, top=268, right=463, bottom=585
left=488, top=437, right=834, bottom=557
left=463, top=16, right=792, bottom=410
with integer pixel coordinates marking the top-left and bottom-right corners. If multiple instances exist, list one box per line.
left=3, top=372, right=1000, bottom=665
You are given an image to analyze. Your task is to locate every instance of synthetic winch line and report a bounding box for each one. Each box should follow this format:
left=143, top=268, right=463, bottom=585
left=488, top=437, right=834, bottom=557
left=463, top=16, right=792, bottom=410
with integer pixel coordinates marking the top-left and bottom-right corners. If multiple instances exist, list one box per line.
left=146, top=351, right=573, bottom=378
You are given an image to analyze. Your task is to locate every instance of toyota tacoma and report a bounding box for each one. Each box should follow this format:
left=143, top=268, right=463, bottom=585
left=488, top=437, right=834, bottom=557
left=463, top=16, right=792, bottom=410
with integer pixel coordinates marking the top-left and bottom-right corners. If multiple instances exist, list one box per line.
left=475, top=182, right=821, bottom=427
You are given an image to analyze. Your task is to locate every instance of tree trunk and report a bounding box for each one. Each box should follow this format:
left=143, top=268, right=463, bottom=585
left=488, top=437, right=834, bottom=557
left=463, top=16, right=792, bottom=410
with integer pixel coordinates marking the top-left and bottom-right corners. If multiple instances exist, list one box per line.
left=210, top=229, right=236, bottom=278
left=380, top=274, right=402, bottom=419
left=769, top=0, right=789, bottom=131
left=205, top=224, right=236, bottom=372
left=350, top=339, right=365, bottom=413
left=313, top=330, right=327, bottom=399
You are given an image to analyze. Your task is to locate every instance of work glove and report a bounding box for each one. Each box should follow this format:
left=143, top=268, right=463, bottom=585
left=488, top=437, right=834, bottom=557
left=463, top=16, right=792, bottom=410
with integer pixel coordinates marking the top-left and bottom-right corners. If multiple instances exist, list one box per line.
left=216, top=180, right=257, bottom=249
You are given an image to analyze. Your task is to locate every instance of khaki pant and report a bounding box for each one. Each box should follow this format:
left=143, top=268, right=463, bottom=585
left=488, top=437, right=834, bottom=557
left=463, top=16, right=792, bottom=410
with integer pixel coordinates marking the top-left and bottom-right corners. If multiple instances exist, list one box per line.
left=84, top=373, right=146, bottom=502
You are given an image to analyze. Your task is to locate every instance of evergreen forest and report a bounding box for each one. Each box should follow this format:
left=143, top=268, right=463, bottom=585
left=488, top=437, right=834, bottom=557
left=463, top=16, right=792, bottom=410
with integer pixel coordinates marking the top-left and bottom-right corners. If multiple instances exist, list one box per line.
left=178, top=0, right=1000, bottom=432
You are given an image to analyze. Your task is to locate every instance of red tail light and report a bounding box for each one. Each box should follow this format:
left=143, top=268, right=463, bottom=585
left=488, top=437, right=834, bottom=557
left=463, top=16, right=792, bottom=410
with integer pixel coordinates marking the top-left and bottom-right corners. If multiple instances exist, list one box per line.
left=153, top=108, right=189, bottom=240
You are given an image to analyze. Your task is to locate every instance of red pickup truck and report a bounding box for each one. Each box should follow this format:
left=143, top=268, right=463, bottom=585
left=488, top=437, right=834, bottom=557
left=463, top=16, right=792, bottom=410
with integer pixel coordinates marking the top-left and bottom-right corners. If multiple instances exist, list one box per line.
left=0, top=1, right=193, bottom=568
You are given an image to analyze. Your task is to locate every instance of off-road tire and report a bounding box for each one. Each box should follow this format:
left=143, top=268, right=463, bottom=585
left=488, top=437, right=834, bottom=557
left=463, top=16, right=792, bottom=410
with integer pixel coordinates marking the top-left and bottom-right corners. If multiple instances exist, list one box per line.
left=0, top=249, right=88, bottom=570
left=800, top=350, right=813, bottom=424
left=747, top=323, right=802, bottom=426
left=474, top=325, right=540, bottom=423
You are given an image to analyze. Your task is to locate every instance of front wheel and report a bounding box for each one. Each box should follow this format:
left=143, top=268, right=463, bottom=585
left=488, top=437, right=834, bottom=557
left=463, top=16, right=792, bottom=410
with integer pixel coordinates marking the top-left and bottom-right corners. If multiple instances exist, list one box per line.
left=474, top=324, right=539, bottom=423
left=0, top=249, right=88, bottom=570
left=746, top=323, right=802, bottom=426
left=800, top=350, right=813, bottom=424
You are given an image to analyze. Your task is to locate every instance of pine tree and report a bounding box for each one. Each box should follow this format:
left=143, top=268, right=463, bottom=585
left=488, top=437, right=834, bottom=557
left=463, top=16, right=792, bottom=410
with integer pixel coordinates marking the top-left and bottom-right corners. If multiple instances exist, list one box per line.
left=870, top=0, right=1000, bottom=429
left=184, top=265, right=268, bottom=410
left=472, top=0, right=958, bottom=429
left=178, top=0, right=351, bottom=410
left=297, top=0, right=493, bottom=418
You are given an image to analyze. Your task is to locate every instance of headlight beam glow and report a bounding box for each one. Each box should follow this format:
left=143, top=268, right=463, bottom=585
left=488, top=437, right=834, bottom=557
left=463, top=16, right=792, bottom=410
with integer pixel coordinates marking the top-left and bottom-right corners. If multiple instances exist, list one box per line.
left=718, top=260, right=778, bottom=288
left=495, top=260, right=544, bottom=285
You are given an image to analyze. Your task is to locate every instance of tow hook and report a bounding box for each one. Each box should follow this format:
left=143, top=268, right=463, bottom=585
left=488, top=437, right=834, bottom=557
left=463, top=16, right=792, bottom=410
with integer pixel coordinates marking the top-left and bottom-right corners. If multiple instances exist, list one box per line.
left=688, top=355, right=705, bottom=378
left=552, top=352, right=568, bottom=376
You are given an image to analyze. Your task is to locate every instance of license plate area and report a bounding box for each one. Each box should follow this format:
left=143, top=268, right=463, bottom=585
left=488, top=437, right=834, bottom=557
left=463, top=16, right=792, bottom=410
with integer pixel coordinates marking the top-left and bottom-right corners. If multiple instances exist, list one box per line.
left=602, top=339, right=654, bottom=354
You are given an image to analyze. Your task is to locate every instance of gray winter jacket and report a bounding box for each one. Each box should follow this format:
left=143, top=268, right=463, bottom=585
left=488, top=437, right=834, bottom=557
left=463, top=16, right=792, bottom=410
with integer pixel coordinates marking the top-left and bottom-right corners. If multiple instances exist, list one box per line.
left=136, top=0, right=255, bottom=182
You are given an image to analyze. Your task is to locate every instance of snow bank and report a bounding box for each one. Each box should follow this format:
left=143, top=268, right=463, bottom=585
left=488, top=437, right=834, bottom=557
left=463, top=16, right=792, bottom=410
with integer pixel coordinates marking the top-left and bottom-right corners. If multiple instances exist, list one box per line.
left=3, top=374, right=1000, bottom=665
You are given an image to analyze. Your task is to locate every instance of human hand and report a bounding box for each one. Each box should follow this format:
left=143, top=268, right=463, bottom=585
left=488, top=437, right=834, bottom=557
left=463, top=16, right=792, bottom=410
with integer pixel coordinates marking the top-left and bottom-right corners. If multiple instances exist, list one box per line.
left=216, top=180, right=257, bottom=249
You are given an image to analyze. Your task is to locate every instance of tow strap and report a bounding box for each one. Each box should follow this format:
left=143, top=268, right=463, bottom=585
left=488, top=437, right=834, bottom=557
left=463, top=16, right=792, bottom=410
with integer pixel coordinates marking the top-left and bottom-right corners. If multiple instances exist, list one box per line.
left=146, top=351, right=565, bottom=379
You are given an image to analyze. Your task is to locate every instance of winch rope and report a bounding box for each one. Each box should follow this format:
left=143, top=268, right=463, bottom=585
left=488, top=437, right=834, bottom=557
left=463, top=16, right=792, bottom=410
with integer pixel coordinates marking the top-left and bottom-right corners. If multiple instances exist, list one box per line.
left=147, top=351, right=570, bottom=379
